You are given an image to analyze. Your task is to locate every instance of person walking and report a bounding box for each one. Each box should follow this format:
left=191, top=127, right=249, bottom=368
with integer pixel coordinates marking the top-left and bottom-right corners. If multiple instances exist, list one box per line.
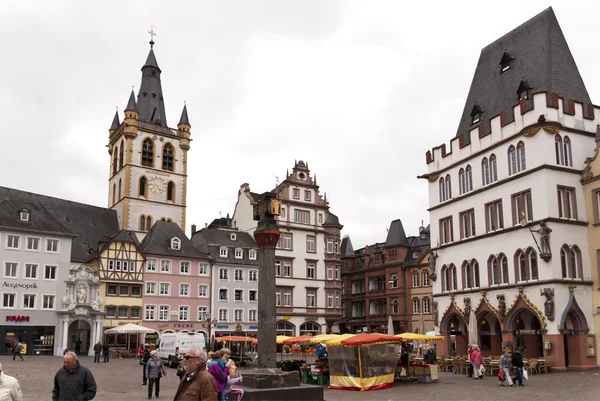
left=208, top=350, right=229, bottom=401
left=11, top=342, right=23, bottom=362
left=52, top=352, right=97, bottom=401
left=0, top=362, right=23, bottom=401
left=173, top=348, right=217, bottom=401
left=470, top=345, right=483, bottom=379
left=102, top=343, right=110, bottom=363
left=511, top=348, right=525, bottom=386
left=146, top=350, right=166, bottom=399
left=141, top=348, right=151, bottom=386
left=74, top=338, right=82, bottom=356
left=499, top=349, right=514, bottom=387
left=93, top=342, right=102, bottom=363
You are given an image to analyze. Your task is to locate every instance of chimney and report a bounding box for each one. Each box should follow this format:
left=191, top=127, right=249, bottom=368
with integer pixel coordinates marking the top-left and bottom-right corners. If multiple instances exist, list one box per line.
left=191, top=224, right=197, bottom=235
left=205, top=223, right=208, bottom=228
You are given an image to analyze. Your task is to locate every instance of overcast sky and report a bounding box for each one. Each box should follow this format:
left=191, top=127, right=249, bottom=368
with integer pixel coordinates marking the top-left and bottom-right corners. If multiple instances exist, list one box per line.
left=2, top=1, right=599, bottom=248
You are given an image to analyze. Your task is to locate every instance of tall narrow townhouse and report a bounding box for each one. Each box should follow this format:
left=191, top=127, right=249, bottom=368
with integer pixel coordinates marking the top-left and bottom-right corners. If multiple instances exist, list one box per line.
left=232, top=161, right=344, bottom=336
left=421, top=8, right=598, bottom=370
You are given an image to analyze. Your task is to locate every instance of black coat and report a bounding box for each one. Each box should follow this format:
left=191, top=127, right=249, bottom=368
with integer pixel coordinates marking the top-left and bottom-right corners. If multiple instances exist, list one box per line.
left=511, top=352, right=524, bottom=368
left=52, top=364, right=97, bottom=401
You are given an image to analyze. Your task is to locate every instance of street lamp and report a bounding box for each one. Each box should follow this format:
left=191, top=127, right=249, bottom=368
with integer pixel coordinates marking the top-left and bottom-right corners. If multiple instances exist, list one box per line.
left=204, top=313, right=218, bottom=352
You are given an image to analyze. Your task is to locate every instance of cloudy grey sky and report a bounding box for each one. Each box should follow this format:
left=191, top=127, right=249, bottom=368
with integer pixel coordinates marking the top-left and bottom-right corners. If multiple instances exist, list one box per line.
left=2, top=1, right=599, bottom=248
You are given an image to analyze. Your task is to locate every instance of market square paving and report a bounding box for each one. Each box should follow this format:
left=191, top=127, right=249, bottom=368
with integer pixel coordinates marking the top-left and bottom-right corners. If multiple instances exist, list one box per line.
left=2, top=356, right=599, bottom=401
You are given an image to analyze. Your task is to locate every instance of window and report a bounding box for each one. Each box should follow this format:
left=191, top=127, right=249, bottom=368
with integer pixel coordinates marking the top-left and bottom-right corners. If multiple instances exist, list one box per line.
left=19, top=210, right=30, bottom=221
left=139, top=176, right=147, bottom=197
left=24, top=264, right=37, bottom=279
left=180, top=261, right=190, bottom=274
left=123, top=261, right=129, bottom=272
left=179, top=284, right=190, bottom=297
left=489, top=254, right=509, bottom=286
left=198, top=306, right=208, bottom=321
left=219, top=268, right=229, bottom=280
left=485, top=200, right=504, bottom=232
left=198, top=285, right=208, bottom=297
left=162, top=143, right=174, bottom=171
left=515, top=248, right=538, bottom=282
left=22, top=294, right=35, bottom=309
left=307, top=263, right=315, bottom=279
left=2, top=293, right=15, bottom=308
left=292, top=188, right=299, bottom=199
left=423, top=298, right=431, bottom=314
left=42, top=295, right=55, bottom=309
left=6, top=235, right=20, bottom=249
left=115, top=260, right=122, bottom=272
left=439, top=177, right=446, bottom=202
left=249, top=270, right=258, bottom=282
left=159, top=305, right=170, bottom=321
left=106, top=306, right=117, bottom=318
left=131, top=286, right=141, bottom=296
left=294, top=209, right=310, bottom=224
left=326, top=239, right=333, bottom=253
left=234, top=269, right=243, bottom=281
left=234, top=249, right=243, bottom=259
left=234, top=290, right=243, bottom=301
left=218, top=309, right=228, bottom=321
left=281, top=208, right=286, bottom=219
left=139, top=215, right=147, bottom=231
left=146, top=216, right=153, bottom=230
left=44, top=265, right=57, bottom=280
left=249, top=250, right=257, bottom=260
left=219, top=289, right=228, bottom=301
left=142, top=139, right=154, bottom=167
left=561, top=245, right=583, bottom=279
left=284, top=289, right=292, bottom=306
left=422, top=271, right=430, bottom=286
left=482, top=157, right=490, bottom=186
left=198, top=263, right=209, bottom=275
left=234, top=309, right=243, bottom=322
left=318, top=214, right=323, bottom=224
left=441, top=264, right=458, bottom=292
left=113, top=145, right=119, bottom=175
left=412, top=272, right=419, bottom=287
left=249, top=290, right=257, bottom=302
left=392, top=299, right=399, bottom=314
left=557, top=186, right=577, bottom=219
left=508, top=141, right=526, bottom=175
left=306, top=290, right=316, bottom=308
left=171, top=237, right=181, bottom=250
left=276, top=289, right=281, bottom=307
left=458, top=167, right=472, bottom=194
left=230, top=233, right=237, bottom=241
left=159, top=283, right=170, bottom=296
left=119, top=139, right=124, bottom=168
left=118, top=307, right=129, bottom=318
left=283, top=261, right=291, bottom=277
left=327, top=292, right=334, bottom=308
left=249, top=310, right=257, bottom=322
left=145, top=282, right=156, bottom=295
left=459, top=209, right=476, bottom=239
left=306, top=235, right=316, bottom=252
left=160, top=260, right=172, bottom=273
left=439, top=216, right=453, bottom=244
left=167, top=181, right=175, bottom=202
left=107, top=284, right=118, bottom=296
left=327, top=266, right=334, bottom=280
left=179, top=306, right=190, bottom=321
left=304, top=190, right=311, bottom=201
left=512, top=190, right=533, bottom=225
left=119, top=286, right=129, bottom=296
left=555, top=134, right=573, bottom=167
left=26, top=237, right=40, bottom=251
left=413, top=299, right=420, bottom=314
left=445, top=174, right=452, bottom=200
left=3, top=262, right=17, bottom=278
left=275, top=260, right=281, bottom=277
left=219, top=247, right=228, bottom=257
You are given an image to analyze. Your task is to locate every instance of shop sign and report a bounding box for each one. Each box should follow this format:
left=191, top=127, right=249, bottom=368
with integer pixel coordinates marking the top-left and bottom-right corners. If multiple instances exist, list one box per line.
left=516, top=329, right=540, bottom=335
left=6, top=315, right=30, bottom=322
left=304, top=316, right=319, bottom=322
left=277, top=316, right=291, bottom=321
left=248, top=325, right=258, bottom=329
left=216, top=324, right=229, bottom=329
left=2, top=281, right=38, bottom=290
left=173, top=323, right=195, bottom=329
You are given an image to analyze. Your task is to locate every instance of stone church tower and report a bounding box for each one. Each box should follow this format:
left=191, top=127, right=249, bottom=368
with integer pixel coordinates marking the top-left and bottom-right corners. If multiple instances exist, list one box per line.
left=107, top=38, right=190, bottom=237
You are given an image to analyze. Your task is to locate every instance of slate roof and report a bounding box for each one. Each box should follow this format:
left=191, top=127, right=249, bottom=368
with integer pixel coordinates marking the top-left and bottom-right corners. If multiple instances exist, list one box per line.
left=190, top=227, right=258, bottom=266
left=178, top=104, right=190, bottom=127
left=340, top=235, right=354, bottom=258
left=140, top=220, right=209, bottom=259
left=0, top=186, right=120, bottom=263
left=125, top=90, right=138, bottom=113
left=0, top=198, right=75, bottom=237
left=137, top=47, right=168, bottom=126
left=456, top=7, right=591, bottom=144
left=109, top=110, right=120, bottom=131
left=323, top=211, right=343, bottom=227
left=385, top=219, right=408, bottom=246
left=404, top=225, right=431, bottom=266
left=97, top=228, right=141, bottom=254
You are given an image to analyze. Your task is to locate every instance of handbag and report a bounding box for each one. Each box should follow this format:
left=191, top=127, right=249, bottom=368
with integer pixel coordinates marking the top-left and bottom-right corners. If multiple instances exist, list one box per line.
left=522, top=369, right=529, bottom=380
left=497, top=369, right=504, bottom=381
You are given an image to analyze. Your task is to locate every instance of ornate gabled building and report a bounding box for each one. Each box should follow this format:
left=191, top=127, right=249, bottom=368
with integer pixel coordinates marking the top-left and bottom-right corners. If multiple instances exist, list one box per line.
left=421, top=8, right=597, bottom=370
left=231, top=161, right=343, bottom=336
left=107, top=40, right=192, bottom=237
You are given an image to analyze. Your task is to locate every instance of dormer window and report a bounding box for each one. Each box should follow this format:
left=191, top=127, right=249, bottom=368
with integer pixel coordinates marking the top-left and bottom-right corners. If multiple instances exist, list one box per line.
left=230, top=233, right=237, bottom=241
left=235, top=248, right=243, bottom=259
left=413, top=251, right=420, bottom=259
left=219, top=247, right=228, bottom=258
left=500, top=51, right=514, bottom=73
left=249, top=249, right=257, bottom=260
left=470, top=104, right=484, bottom=125
left=517, top=80, right=533, bottom=101
left=171, top=237, right=181, bottom=250
left=19, top=210, right=30, bottom=222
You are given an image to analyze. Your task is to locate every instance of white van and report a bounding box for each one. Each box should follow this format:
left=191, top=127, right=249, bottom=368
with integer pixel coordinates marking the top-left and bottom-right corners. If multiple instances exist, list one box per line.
left=157, top=332, right=206, bottom=367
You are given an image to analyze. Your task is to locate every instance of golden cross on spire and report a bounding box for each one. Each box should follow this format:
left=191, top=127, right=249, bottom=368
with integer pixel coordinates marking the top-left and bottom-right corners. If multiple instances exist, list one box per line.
left=148, top=25, right=156, bottom=47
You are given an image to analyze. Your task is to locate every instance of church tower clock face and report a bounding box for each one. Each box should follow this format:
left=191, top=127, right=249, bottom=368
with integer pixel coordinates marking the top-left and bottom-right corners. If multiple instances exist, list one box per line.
left=149, top=176, right=166, bottom=194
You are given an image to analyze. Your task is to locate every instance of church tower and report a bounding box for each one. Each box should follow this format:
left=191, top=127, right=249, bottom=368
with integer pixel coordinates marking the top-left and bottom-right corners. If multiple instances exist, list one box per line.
left=107, top=37, right=191, bottom=237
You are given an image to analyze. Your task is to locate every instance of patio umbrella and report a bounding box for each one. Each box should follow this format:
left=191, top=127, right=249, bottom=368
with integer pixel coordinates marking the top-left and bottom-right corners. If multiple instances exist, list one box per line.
left=468, top=309, right=478, bottom=347
left=387, top=316, right=394, bottom=336
left=104, top=323, right=157, bottom=334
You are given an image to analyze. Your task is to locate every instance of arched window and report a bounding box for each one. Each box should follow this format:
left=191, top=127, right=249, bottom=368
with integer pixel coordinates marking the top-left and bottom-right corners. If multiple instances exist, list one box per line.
left=299, top=322, right=321, bottom=336
left=439, top=177, right=446, bottom=202
left=563, top=136, right=572, bottom=167
left=488, top=254, right=508, bottom=285
left=276, top=321, right=295, bottom=337
left=462, top=260, right=472, bottom=289
left=489, top=154, right=498, bottom=182
left=167, top=181, right=175, bottom=202
left=112, top=184, right=116, bottom=205
left=458, top=168, right=465, bottom=195
left=391, top=299, right=399, bottom=314
left=528, top=248, right=538, bottom=280
left=571, top=245, right=582, bottom=279
left=466, top=165, right=473, bottom=192
left=146, top=215, right=153, bottom=230
left=139, top=214, right=146, bottom=231
left=508, top=145, right=516, bottom=175
left=413, top=298, right=420, bottom=314
left=441, top=265, right=448, bottom=292
left=515, top=249, right=527, bottom=282
left=113, top=145, right=119, bottom=175
left=390, top=274, right=398, bottom=289
left=472, top=260, right=480, bottom=288
left=142, top=138, right=154, bottom=167
left=500, top=253, right=509, bottom=284
left=449, top=263, right=457, bottom=291
left=139, top=176, right=147, bottom=197
left=162, top=143, right=174, bottom=171
left=482, top=157, right=489, bottom=186
left=119, top=140, right=124, bottom=169
left=118, top=179, right=122, bottom=200
left=489, top=255, right=499, bottom=285
left=517, top=141, right=526, bottom=171
left=561, top=246, right=569, bottom=278
left=560, top=244, right=583, bottom=279
left=445, top=174, right=452, bottom=200
left=555, top=134, right=564, bottom=165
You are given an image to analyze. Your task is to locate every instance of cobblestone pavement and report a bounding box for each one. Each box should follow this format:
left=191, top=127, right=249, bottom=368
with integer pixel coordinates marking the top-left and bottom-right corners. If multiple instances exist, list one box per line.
left=1, top=355, right=598, bottom=401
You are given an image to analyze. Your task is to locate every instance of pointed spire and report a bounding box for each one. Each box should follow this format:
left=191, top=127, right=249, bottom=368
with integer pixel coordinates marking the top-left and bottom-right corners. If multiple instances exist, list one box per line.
left=109, top=109, right=120, bottom=131
left=143, top=48, right=161, bottom=72
left=137, top=44, right=167, bottom=126
left=125, top=90, right=138, bottom=113
left=178, top=102, right=190, bottom=127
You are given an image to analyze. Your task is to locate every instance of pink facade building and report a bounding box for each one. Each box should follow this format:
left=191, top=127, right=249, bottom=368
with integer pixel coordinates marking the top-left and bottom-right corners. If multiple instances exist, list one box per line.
left=140, top=221, right=211, bottom=342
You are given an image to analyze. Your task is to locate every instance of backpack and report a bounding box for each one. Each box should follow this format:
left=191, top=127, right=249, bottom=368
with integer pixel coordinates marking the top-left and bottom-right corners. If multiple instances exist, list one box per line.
left=15, top=343, right=22, bottom=352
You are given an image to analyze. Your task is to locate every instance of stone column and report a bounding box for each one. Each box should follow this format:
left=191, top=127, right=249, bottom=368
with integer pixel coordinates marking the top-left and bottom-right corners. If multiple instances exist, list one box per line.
left=62, top=318, right=69, bottom=352
left=253, top=195, right=281, bottom=369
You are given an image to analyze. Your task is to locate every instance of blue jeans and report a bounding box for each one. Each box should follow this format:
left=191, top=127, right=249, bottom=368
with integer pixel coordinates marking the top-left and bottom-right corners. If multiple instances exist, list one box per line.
left=514, top=367, right=523, bottom=385
left=94, top=352, right=100, bottom=362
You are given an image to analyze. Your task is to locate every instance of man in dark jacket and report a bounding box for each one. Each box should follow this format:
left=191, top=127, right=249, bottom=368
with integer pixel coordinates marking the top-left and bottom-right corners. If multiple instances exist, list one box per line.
left=102, top=343, right=110, bottom=363
left=141, top=348, right=151, bottom=385
left=52, top=352, right=96, bottom=401
left=174, top=348, right=217, bottom=401
left=93, top=342, right=102, bottom=363
left=511, top=348, right=525, bottom=386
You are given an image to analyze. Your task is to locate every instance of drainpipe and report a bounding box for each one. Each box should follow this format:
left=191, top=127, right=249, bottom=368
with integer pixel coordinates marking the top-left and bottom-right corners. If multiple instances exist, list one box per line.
left=403, top=262, right=408, bottom=332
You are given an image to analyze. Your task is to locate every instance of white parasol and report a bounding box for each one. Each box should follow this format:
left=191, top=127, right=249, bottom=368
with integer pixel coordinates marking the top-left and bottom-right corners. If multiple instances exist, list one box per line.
left=468, top=310, right=478, bottom=347
left=104, top=323, right=157, bottom=334
left=387, top=316, right=394, bottom=336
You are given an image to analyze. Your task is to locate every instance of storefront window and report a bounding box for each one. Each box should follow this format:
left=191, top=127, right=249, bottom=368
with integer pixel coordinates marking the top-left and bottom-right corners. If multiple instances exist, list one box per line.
left=32, top=327, right=55, bottom=355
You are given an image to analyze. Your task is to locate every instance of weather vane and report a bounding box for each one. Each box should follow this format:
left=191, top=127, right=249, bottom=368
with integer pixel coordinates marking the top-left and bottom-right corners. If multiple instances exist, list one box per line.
left=148, top=25, right=156, bottom=47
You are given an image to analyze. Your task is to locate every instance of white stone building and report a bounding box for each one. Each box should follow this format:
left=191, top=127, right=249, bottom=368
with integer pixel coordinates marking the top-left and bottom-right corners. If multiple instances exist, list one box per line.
left=421, top=8, right=597, bottom=370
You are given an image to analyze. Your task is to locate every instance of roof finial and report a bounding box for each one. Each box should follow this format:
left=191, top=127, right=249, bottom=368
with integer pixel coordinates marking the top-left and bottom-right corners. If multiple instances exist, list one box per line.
left=148, top=25, right=156, bottom=48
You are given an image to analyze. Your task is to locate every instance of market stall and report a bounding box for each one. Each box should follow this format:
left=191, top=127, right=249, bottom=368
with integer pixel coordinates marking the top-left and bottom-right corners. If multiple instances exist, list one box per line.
left=394, top=332, right=443, bottom=383
left=326, top=333, right=403, bottom=391
left=214, top=336, right=257, bottom=366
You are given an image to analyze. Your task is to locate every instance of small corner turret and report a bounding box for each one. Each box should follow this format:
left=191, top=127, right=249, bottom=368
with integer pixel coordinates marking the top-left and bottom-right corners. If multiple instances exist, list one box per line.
left=123, top=89, right=139, bottom=140
left=178, top=103, right=191, bottom=151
